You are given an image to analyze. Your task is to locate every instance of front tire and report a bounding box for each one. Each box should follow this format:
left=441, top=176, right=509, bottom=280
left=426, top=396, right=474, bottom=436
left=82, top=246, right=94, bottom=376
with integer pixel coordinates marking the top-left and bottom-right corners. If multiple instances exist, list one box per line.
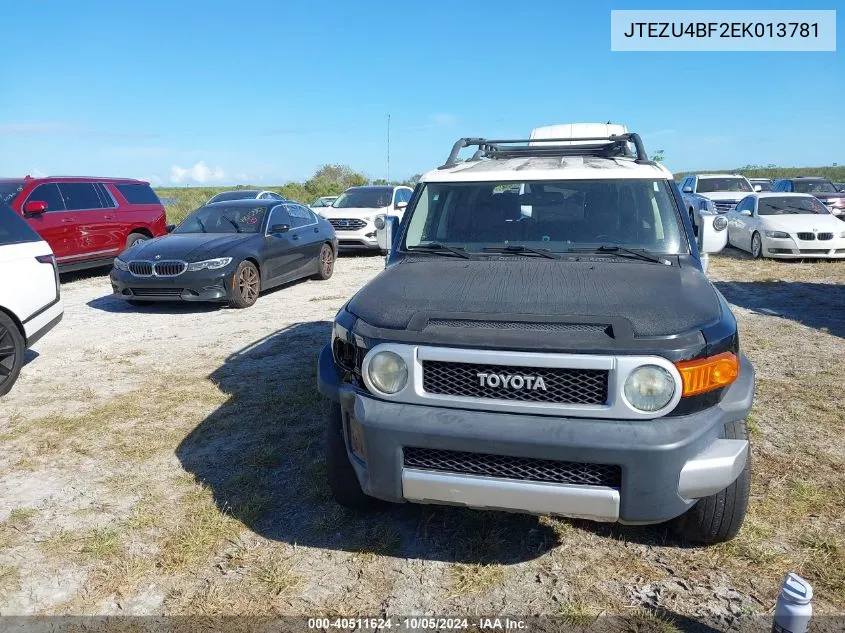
left=751, top=232, right=763, bottom=259
left=670, top=420, right=751, bottom=544
left=0, top=312, right=25, bottom=398
left=314, top=244, right=335, bottom=280
left=326, top=403, right=383, bottom=510
left=125, top=232, right=149, bottom=250
left=228, top=261, right=260, bottom=309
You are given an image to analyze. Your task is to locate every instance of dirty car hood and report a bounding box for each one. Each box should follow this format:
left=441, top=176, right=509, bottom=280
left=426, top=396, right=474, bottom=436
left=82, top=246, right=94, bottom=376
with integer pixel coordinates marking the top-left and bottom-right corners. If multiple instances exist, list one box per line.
left=347, top=258, right=722, bottom=338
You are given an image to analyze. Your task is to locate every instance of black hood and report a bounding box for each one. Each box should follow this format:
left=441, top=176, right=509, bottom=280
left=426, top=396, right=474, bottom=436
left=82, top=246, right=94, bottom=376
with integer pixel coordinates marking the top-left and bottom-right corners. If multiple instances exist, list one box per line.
left=347, top=258, right=722, bottom=338
left=124, top=233, right=252, bottom=261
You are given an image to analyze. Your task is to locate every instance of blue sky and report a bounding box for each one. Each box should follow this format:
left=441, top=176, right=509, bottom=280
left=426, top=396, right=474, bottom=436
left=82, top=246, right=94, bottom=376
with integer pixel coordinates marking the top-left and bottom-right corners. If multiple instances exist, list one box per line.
left=0, top=0, right=842, bottom=186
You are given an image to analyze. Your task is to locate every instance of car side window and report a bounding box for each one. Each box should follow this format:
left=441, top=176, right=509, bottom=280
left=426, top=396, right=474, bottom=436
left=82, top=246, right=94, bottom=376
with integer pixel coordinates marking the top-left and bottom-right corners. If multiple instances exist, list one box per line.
left=398, top=188, right=411, bottom=204
left=59, top=183, right=103, bottom=211
left=96, top=183, right=118, bottom=208
left=267, top=204, right=291, bottom=232
left=286, top=204, right=316, bottom=229
left=25, top=183, right=67, bottom=212
left=736, top=197, right=750, bottom=213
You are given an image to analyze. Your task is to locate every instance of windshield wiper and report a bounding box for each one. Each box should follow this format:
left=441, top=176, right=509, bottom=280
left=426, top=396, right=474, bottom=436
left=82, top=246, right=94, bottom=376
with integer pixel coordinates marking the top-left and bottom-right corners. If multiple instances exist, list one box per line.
left=222, top=217, right=242, bottom=233
left=573, top=245, right=670, bottom=265
left=407, top=242, right=473, bottom=259
left=482, top=244, right=559, bottom=259
left=195, top=217, right=207, bottom=233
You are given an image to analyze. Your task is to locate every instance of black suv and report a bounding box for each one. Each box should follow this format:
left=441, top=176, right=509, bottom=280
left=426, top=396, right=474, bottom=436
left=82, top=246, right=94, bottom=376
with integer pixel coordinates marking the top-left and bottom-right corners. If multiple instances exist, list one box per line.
left=319, top=132, right=755, bottom=544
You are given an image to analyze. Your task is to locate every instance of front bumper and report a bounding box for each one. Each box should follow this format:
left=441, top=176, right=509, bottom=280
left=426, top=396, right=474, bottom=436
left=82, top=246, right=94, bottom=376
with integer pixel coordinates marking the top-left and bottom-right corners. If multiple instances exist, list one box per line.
left=329, top=222, right=380, bottom=249
left=318, top=345, right=755, bottom=524
left=109, top=267, right=234, bottom=302
left=762, top=236, right=845, bottom=259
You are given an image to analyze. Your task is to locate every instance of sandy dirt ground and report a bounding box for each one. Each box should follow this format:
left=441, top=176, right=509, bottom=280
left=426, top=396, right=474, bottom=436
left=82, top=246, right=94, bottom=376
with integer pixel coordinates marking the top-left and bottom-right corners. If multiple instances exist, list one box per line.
left=0, top=248, right=843, bottom=631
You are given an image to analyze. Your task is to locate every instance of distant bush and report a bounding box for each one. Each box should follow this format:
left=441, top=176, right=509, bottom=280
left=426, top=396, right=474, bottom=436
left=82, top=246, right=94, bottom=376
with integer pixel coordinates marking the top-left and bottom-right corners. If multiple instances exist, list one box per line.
left=156, top=164, right=416, bottom=224
left=674, top=164, right=845, bottom=182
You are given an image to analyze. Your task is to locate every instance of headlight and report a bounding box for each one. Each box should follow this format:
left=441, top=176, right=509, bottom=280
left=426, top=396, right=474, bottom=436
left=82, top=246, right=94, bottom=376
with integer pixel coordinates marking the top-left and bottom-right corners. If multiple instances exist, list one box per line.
left=624, top=365, right=675, bottom=412
left=367, top=351, right=408, bottom=394
left=698, top=199, right=713, bottom=212
left=713, top=216, right=728, bottom=231
left=187, top=257, right=233, bottom=271
left=113, top=257, right=129, bottom=271
left=374, top=215, right=386, bottom=230
left=764, top=231, right=790, bottom=239
left=840, top=232, right=845, bottom=238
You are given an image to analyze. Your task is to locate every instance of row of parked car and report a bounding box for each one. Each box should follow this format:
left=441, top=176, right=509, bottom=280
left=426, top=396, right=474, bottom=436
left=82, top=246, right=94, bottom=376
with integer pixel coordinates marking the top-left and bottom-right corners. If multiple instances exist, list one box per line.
left=679, top=173, right=845, bottom=259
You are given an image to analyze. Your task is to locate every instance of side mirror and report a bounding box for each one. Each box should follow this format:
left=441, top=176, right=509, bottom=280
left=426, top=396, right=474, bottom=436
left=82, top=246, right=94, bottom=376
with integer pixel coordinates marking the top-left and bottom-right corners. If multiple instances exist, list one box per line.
left=740, top=209, right=752, bottom=217
left=395, top=200, right=408, bottom=210
left=166, top=224, right=176, bottom=233
left=753, top=185, right=762, bottom=192
left=24, top=200, right=48, bottom=215
left=377, top=215, right=399, bottom=254
left=682, top=186, right=693, bottom=194
left=270, top=223, right=290, bottom=234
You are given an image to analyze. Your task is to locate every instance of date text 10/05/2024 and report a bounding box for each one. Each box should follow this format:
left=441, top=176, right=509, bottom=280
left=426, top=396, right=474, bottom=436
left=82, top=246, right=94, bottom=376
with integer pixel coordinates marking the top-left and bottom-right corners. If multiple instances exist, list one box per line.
left=307, top=617, right=528, bottom=630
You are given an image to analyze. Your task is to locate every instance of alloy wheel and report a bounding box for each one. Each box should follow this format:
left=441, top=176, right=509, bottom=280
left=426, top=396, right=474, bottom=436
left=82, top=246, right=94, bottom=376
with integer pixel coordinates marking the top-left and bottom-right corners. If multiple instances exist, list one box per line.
left=320, top=246, right=334, bottom=277
left=752, top=234, right=762, bottom=258
left=0, top=323, right=17, bottom=387
left=238, top=265, right=259, bottom=302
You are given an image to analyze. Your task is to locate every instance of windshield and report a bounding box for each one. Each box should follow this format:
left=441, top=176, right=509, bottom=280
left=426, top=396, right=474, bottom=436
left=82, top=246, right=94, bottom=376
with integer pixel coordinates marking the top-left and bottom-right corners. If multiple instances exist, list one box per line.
left=332, top=188, right=392, bottom=209
left=312, top=197, right=336, bottom=207
left=174, top=205, right=267, bottom=234
left=403, top=179, right=687, bottom=254
left=793, top=180, right=838, bottom=194
left=209, top=191, right=259, bottom=203
left=696, top=178, right=753, bottom=193
left=0, top=181, right=25, bottom=204
left=758, top=196, right=830, bottom=215
left=752, top=180, right=773, bottom=191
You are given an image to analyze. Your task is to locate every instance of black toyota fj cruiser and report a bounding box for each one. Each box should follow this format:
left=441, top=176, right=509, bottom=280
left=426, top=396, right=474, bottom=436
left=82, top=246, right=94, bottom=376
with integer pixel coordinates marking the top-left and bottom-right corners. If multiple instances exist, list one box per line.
left=318, top=132, right=753, bottom=544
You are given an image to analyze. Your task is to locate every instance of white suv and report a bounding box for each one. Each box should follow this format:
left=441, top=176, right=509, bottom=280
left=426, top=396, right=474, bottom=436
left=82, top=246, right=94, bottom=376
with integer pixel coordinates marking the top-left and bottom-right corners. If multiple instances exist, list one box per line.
left=0, top=201, right=64, bottom=397
left=318, top=185, right=413, bottom=250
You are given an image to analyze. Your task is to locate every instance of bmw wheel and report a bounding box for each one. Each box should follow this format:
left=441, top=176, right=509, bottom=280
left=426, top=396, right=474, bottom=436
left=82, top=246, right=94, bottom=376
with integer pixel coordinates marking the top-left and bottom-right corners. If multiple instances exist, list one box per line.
left=751, top=232, right=763, bottom=259
left=0, top=312, right=25, bottom=398
left=314, top=244, right=335, bottom=280
left=228, top=260, right=260, bottom=309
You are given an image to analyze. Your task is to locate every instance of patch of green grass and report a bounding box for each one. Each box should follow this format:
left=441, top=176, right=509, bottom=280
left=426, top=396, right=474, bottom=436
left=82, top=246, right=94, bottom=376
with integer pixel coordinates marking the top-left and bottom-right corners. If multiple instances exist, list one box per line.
left=449, top=563, right=505, bottom=597
left=80, top=528, right=122, bottom=559
left=256, top=558, right=301, bottom=596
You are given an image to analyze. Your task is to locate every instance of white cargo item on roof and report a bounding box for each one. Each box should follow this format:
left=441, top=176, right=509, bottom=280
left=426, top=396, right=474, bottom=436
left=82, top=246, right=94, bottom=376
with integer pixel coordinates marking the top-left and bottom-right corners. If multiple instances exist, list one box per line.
left=529, top=123, right=629, bottom=146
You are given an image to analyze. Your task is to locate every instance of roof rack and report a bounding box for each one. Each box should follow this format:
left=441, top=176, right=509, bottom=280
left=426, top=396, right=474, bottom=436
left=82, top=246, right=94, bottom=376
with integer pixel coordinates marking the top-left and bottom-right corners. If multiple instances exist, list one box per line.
left=439, top=133, right=653, bottom=169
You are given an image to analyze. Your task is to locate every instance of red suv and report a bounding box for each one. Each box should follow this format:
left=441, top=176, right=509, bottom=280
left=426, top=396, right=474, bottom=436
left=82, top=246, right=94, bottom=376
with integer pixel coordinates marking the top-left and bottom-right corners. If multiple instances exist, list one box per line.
left=0, top=175, right=168, bottom=271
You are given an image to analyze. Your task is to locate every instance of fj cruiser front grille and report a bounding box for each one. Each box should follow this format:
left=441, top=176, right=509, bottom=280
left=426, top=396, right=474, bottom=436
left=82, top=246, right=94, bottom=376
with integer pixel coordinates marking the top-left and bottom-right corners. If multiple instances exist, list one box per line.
left=404, top=447, right=621, bottom=488
left=426, top=319, right=609, bottom=334
left=421, top=361, right=608, bottom=404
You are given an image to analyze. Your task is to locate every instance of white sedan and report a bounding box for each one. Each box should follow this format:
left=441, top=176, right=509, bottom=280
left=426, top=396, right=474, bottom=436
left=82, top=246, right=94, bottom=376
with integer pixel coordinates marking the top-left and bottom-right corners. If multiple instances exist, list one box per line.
left=726, top=192, right=845, bottom=259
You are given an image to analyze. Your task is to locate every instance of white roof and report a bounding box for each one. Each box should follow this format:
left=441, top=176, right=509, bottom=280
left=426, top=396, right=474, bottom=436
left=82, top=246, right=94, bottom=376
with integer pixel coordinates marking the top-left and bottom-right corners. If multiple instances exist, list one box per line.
left=421, top=155, right=673, bottom=183
left=696, top=173, right=745, bottom=179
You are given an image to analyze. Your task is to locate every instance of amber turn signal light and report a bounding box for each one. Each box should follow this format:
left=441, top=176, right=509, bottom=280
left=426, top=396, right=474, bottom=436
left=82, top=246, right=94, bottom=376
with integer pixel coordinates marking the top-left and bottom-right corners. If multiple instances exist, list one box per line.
left=675, top=352, right=739, bottom=397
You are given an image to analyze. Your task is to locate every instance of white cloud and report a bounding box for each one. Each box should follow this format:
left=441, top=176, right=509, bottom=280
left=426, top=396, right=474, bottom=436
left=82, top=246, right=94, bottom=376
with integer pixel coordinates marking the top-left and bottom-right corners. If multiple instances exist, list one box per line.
left=29, top=167, right=46, bottom=178
left=431, top=113, right=459, bottom=127
left=0, top=121, right=77, bottom=135
left=169, top=161, right=226, bottom=184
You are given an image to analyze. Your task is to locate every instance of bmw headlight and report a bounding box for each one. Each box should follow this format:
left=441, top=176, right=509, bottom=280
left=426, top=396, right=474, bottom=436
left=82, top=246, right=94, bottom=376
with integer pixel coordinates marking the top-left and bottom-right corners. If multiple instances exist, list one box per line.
left=713, top=216, right=728, bottom=231
left=187, top=257, right=233, bottom=271
left=764, top=231, right=790, bottom=239
left=113, top=257, right=129, bottom=271
left=624, top=366, right=675, bottom=412
left=367, top=351, right=408, bottom=394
